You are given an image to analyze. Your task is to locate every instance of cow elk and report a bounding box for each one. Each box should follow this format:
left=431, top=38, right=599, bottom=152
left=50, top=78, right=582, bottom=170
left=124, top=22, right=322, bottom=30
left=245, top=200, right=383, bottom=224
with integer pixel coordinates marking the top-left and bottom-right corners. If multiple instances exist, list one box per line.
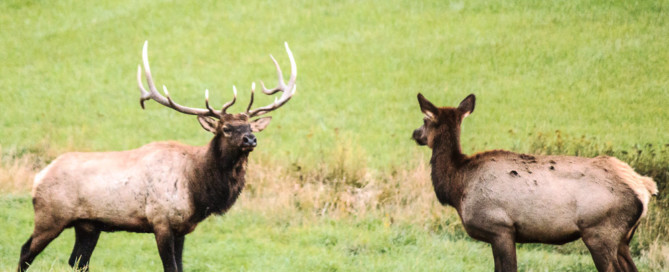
left=412, top=93, right=658, bottom=272
left=18, top=41, right=297, bottom=272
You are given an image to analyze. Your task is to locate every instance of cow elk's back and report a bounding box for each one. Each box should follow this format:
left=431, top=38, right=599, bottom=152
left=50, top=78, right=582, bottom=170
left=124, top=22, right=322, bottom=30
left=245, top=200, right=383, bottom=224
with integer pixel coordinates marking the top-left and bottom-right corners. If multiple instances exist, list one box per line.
left=412, top=93, right=657, bottom=272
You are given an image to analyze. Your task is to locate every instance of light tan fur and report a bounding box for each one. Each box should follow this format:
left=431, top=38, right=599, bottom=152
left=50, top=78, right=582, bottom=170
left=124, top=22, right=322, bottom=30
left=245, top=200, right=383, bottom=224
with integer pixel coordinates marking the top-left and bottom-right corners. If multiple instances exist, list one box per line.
left=31, top=142, right=200, bottom=233
left=607, top=157, right=658, bottom=217
left=19, top=41, right=297, bottom=272
left=31, top=157, right=59, bottom=197
left=413, top=93, right=659, bottom=272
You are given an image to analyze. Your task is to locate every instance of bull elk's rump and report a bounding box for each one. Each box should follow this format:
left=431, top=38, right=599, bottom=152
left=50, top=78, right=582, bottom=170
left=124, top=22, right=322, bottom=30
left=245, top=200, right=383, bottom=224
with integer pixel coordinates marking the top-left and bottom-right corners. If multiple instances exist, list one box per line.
left=413, top=93, right=657, bottom=272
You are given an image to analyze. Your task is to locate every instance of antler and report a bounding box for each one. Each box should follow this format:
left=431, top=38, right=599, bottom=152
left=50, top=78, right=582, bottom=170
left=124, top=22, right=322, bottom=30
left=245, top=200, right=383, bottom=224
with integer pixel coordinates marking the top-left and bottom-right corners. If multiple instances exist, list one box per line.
left=246, top=42, right=297, bottom=117
left=137, top=41, right=236, bottom=118
left=137, top=41, right=297, bottom=118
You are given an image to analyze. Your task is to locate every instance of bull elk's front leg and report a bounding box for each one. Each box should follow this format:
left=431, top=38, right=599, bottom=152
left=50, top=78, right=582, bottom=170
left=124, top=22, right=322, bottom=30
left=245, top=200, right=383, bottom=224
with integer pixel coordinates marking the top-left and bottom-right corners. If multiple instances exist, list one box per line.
left=154, top=226, right=179, bottom=272
left=174, top=236, right=185, bottom=272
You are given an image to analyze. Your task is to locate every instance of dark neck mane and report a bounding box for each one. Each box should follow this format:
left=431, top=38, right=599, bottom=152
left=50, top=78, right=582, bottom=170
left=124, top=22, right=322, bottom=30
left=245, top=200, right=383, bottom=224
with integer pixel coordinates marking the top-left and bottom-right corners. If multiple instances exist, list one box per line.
left=430, top=125, right=468, bottom=209
left=189, top=134, right=249, bottom=222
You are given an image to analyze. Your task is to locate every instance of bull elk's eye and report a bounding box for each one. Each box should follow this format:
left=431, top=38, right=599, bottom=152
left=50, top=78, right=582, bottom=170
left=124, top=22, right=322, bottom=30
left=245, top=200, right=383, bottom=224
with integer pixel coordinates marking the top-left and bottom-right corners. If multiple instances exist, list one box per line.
left=222, top=126, right=232, bottom=135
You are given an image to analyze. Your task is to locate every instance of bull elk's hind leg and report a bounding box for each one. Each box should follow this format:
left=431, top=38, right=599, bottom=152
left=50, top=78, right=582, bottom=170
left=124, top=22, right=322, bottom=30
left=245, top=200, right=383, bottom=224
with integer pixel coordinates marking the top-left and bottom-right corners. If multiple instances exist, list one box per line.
left=68, top=222, right=101, bottom=271
left=18, top=223, right=67, bottom=271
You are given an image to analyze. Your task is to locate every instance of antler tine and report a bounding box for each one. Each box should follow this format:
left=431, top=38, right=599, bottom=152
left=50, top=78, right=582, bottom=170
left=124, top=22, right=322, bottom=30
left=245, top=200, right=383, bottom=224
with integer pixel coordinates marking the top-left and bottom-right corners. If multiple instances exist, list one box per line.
left=137, top=65, right=152, bottom=109
left=259, top=42, right=297, bottom=95
left=247, top=85, right=297, bottom=117
left=221, top=86, right=238, bottom=113
left=259, top=55, right=284, bottom=95
left=138, top=41, right=219, bottom=118
left=204, top=89, right=218, bottom=116
left=246, top=82, right=255, bottom=113
left=247, top=42, right=298, bottom=117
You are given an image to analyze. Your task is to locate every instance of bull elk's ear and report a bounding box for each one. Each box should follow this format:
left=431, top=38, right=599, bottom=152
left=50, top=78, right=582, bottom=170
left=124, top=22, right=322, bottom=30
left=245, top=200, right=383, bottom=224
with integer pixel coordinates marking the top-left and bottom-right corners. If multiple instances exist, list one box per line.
left=458, top=94, right=475, bottom=118
left=197, top=116, right=219, bottom=134
left=417, top=93, right=438, bottom=121
left=250, top=117, right=272, bottom=132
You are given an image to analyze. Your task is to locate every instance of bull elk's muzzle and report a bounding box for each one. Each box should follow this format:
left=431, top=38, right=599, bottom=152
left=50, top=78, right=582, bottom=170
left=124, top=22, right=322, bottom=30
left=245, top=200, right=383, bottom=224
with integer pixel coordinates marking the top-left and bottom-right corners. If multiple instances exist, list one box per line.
left=242, top=134, right=257, bottom=151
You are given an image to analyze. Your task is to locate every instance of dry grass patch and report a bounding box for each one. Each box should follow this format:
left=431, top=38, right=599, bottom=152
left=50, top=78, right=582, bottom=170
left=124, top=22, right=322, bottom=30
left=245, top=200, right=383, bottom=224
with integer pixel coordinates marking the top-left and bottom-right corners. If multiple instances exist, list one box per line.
left=0, top=147, right=45, bottom=193
left=644, top=240, right=669, bottom=270
left=240, top=154, right=457, bottom=225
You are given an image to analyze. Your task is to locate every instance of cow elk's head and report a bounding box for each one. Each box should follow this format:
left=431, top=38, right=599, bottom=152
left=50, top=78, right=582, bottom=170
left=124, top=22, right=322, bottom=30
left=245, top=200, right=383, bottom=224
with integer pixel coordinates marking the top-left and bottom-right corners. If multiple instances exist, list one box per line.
left=137, top=41, right=297, bottom=152
left=413, top=93, right=475, bottom=148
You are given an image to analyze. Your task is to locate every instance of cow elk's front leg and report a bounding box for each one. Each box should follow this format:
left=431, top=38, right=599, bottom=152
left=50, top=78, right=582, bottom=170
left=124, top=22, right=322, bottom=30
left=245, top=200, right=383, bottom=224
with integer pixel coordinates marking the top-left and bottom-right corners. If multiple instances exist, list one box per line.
left=491, top=233, right=517, bottom=272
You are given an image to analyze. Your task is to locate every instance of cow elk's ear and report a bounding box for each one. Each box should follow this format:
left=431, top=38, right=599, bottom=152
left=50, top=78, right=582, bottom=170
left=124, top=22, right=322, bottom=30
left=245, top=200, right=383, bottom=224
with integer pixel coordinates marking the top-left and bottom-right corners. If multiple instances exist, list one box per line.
left=417, top=93, right=439, bottom=122
left=458, top=94, right=476, bottom=118
left=197, top=116, right=219, bottom=134
left=250, top=117, right=272, bottom=132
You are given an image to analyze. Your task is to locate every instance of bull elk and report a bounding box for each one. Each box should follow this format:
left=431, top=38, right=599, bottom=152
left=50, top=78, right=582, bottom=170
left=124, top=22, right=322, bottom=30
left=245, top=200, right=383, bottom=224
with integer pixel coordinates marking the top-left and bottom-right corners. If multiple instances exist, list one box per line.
left=18, top=41, right=297, bottom=272
left=412, top=93, right=658, bottom=272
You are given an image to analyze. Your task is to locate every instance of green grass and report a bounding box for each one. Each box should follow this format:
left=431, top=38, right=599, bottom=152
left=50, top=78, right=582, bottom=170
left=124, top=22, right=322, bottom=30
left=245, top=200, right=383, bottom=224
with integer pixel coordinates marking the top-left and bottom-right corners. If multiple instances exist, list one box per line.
left=1, top=0, right=668, bottom=271
left=1, top=0, right=667, bottom=169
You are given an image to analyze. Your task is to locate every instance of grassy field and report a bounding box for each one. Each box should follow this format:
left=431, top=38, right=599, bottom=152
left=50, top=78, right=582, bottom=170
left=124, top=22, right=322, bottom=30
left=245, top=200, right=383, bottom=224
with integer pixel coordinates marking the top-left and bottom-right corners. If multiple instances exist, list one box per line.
left=0, top=193, right=601, bottom=271
left=1, top=0, right=668, bottom=271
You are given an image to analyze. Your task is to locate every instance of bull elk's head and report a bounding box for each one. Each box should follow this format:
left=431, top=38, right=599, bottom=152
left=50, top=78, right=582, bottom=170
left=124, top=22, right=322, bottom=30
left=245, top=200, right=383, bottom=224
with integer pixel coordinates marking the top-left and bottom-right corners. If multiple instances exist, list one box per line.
left=412, top=93, right=475, bottom=148
left=137, top=41, right=297, bottom=152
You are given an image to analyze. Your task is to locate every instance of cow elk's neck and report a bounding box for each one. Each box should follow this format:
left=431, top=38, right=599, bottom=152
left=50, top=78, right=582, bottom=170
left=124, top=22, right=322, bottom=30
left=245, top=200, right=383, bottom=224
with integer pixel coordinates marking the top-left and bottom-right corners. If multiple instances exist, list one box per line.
left=430, top=119, right=467, bottom=208
left=432, top=123, right=465, bottom=165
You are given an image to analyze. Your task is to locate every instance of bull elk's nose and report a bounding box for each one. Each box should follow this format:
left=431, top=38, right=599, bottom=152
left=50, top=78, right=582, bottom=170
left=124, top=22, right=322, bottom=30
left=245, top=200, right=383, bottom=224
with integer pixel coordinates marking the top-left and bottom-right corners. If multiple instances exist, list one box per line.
left=243, top=134, right=257, bottom=147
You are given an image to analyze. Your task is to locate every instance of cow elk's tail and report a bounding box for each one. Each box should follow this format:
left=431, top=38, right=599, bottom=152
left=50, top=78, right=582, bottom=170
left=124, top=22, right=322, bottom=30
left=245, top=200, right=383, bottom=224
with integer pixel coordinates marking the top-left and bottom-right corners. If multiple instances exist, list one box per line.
left=609, top=157, right=658, bottom=218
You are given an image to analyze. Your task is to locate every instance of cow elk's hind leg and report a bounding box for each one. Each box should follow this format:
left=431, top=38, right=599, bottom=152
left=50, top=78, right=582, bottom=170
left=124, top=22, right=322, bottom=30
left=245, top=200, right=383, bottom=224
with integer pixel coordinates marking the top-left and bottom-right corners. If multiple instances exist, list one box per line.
left=68, top=222, right=101, bottom=271
left=617, top=243, right=637, bottom=272
left=582, top=227, right=626, bottom=272
left=18, top=225, right=67, bottom=271
left=617, top=225, right=639, bottom=272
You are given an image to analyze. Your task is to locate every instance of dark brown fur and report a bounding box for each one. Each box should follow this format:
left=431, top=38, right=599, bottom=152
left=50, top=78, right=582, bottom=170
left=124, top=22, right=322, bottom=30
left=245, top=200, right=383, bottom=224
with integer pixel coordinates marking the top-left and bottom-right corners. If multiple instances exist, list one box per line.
left=188, top=132, right=250, bottom=222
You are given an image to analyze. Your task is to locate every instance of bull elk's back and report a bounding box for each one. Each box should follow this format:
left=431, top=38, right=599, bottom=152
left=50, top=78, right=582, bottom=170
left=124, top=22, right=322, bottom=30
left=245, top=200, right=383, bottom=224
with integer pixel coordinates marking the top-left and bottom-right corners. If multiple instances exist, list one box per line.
left=31, top=142, right=199, bottom=232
